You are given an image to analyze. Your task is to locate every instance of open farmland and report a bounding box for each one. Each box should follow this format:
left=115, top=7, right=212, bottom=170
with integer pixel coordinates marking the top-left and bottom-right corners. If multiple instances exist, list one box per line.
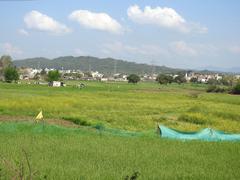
left=0, top=81, right=240, bottom=179
left=0, top=81, right=240, bottom=132
left=0, top=122, right=240, bottom=179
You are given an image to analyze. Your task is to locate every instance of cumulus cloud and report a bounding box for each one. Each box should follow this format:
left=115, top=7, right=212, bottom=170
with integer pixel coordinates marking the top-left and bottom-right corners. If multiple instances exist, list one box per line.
left=18, top=28, right=29, bottom=36
left=1, top=42, right=23, bottom=56
left=127, top=5, right=207, bottom=33
left=24, top=10, right=71, bottom=34
left=69, top=10, right=123, bottom=34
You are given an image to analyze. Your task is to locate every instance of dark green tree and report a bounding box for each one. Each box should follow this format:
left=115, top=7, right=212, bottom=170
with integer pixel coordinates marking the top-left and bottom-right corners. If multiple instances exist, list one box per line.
left=4, top=66, right=19, bottom=83
left=47, top=70, right=61, bottom=82
left=156, top=74, right=173, bottom=84
left=0, top=55, right=13, bottom=77
left=207, top=78, right=219, bottom=85
left=84, top=72, right=93, bottom=78
left=174, top=75, right=186, bottom=84
left=231, top=83, right=240, bottom=94
left=127, top=74, right=140, bottom=83
left=0, top=55, right=12, bottom=68
left=190, top=77, right=198, bottom=83
left=40, top=68, right=47, bottom=75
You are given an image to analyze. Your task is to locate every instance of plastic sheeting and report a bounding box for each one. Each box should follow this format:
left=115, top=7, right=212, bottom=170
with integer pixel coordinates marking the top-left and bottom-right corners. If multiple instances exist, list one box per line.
left=159, top=125, right=240, bottom=141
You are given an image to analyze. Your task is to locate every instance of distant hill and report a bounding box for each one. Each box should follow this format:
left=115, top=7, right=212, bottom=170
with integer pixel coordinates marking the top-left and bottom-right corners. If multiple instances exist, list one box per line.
left=198, top=66, right=240, bottom=74
left=13, top=56, right=184, bottom=75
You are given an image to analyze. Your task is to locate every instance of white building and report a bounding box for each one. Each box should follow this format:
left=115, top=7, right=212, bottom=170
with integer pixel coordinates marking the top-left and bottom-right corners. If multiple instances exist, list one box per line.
left=91, top=71, right=104, bottom=79
left=49, top=81, right=61, bottom=87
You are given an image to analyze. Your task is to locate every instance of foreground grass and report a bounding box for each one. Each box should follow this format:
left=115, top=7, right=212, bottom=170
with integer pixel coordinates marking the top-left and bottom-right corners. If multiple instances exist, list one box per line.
left=0, top=81, right=240, bottom=132
left=0, top=122, right=240, bottom=179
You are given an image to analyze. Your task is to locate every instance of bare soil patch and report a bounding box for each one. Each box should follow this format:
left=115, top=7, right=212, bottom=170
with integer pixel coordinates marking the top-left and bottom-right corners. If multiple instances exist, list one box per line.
left=0, top=115, right=78, bottom=128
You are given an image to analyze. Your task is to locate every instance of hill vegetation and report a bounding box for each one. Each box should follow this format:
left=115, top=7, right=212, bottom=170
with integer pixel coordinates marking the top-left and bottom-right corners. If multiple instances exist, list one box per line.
left=13, top=56, right=183, bottom=75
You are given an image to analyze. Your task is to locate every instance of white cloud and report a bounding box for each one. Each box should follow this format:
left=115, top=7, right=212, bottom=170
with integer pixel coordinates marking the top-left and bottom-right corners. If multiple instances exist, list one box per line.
left=18, top=28, right=29, bottom=36
left=170, top=41, right=197, bottom=56
left=1, top=42, right=23, bottom=56
left=229, top=46, right=240, bottom=54
left=24, top=10, right=71, bottom=34
left=69, top=10, right=123, bottom=34
left=127, top=5, right=207, bottom=33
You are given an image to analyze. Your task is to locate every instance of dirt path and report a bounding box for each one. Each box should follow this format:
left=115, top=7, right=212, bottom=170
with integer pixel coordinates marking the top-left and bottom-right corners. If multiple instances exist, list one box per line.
left=0, top=115, right=79, bottom=128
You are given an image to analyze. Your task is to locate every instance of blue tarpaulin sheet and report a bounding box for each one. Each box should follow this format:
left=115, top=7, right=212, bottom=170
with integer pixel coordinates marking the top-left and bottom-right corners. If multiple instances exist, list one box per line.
left=159, top=125, right=240, bottom=141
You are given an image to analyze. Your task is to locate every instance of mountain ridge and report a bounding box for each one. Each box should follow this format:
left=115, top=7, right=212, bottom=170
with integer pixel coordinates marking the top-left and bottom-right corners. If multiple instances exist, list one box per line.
left=13, top=56, right=184, bottom=75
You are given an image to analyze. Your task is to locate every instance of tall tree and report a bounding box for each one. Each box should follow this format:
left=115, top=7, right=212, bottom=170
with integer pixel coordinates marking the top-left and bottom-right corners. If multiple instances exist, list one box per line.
left=0, top=55, right=13, bottom=69
left=4, top=66, right=19, bottom=83
left=127, top=74, right=140, bottom=84
left=156, top=74, right=173, bottom=84
left=174, top=75, right=186, bottom=84
left=47, top=70, right=61, bottom=82
left=0, top=55, right=13, bottom=75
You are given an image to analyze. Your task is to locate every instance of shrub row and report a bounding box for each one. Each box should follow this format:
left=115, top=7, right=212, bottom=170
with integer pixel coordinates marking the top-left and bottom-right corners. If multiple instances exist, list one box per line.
left=206, top=83, right=240, bottom=94
left=206, top=85, right=227, bottom=93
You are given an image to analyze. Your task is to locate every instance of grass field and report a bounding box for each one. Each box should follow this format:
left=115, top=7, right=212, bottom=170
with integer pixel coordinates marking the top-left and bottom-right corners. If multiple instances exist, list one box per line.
left=0, top=81, right=240, bottom=179
left=0, top=122, right=240, bottom=179
left=0, top=81, right=239, bottom=132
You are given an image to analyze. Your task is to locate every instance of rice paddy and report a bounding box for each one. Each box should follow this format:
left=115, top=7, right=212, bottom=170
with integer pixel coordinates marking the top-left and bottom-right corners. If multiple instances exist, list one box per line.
left=0, top=81, right=240, bottom=179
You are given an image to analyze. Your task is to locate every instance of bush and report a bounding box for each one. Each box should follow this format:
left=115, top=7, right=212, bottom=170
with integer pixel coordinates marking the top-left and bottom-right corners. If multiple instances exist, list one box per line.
left=231, top=83, right=240, bottom=95
left=206, top=85, right=217, bottom=92
left=174, top=75, right=186, bottom=84
left=127, top=74, right=140, bottom=84
left=156, top=74, right=173, bottom=84
left=4, top=66, right=19, bottom=83
left=62, top=116, right=92, bottom=126
left=190, top=77, right=198, bottom=83
left=206, top=85, right=226, bottom=93
left=47, top=70, right=61, bottom=82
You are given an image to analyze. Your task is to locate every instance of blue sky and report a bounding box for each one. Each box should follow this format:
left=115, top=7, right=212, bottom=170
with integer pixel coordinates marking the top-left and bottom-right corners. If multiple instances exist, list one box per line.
left=0, top=0, right=240, bottom=69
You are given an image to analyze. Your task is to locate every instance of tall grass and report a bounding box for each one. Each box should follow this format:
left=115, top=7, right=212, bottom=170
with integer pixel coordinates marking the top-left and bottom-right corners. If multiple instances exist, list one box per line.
left=0, top=81, right=240, bottom=132
left=0, top=122, right=240, bottom=179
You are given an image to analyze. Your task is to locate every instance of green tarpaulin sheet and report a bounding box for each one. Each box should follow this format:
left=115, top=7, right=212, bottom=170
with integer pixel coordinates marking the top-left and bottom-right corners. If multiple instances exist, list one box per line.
left=159, top=125, right=240, bottom=141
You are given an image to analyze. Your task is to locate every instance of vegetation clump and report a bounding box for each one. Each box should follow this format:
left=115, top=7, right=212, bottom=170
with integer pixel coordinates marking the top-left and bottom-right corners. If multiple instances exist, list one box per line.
left=62, top=116, right=92, bottom=126
left=0, top=55, right=19, bottom=83
left=231, top=83, right=240, bottom=95
left=47, top=70, right=61, bottom=82
left=178, top=113, right=208, bottom=125
left=127, top=74, right=140, bottom=84
left=173, top=74, right=186, bottom=84
left=156, top=74, right=173, bottom=84
left=3, top=66, right=19, bottom=83
left=206, top=85, right=226, bottom=93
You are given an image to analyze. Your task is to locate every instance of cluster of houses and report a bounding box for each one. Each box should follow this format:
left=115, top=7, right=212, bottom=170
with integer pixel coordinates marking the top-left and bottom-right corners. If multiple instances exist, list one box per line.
left=185, top=72, right=223, bottom=83
left=18, top=67, right=240, bottom=86
left=18, top=67, right=161, bottom=82
left=18, top=67, right=129, bottom=82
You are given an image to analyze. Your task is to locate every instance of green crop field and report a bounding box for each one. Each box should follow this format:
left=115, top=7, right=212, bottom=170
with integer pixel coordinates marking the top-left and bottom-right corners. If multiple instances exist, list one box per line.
left=0, top=81, right=239, bottom=132
left=0, top=123, right=240, bottom=180
left=0, top=81, right=240, bottom=179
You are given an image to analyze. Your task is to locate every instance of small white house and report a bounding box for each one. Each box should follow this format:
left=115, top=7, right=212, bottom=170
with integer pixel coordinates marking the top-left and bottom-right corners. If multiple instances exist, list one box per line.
left=49, top=81, right=61, bottom=87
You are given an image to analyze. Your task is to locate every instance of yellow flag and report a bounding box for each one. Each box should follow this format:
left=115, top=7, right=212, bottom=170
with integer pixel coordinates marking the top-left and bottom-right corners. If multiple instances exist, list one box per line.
left=35, top=110, right=43, bottom=122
